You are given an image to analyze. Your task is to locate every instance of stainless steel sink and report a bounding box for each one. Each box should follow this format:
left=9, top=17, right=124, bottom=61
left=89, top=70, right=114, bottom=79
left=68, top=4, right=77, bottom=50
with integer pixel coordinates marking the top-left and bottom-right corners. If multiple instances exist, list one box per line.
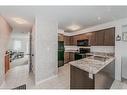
left=87, top=56, right=109, bottom=62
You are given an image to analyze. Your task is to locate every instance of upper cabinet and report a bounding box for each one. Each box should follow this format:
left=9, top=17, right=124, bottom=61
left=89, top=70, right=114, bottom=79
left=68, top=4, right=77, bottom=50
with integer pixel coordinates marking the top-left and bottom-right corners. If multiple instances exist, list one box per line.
left=103, top=28, right=115, bottom=46
left=95, top=30, right=105, bottom=46
left=58, top=33, right=64, bottom=41
left=89, top=32, right=96, bottom=46
left=89, top=27, right=115, bottom=46
left=62, top=27, right=115, bottom=46
left=72, top=34, right=89, bottom=46
left=70, top=36, right=74, bottom=45
left=64, top=36, right=71, bottom=45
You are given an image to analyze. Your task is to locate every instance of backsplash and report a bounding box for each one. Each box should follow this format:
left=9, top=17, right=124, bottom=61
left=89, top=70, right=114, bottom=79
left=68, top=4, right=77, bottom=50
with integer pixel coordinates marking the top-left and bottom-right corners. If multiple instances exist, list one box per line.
left=64, top=46, right=79, bottom=51
left=64, top=46, right=115, bottom=54
left=90, top=46, right=115, bottom=53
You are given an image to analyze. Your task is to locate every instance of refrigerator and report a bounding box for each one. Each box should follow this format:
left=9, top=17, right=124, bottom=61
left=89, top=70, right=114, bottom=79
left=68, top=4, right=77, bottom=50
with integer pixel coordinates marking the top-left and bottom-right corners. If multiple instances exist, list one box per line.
left=58, top=41, right=64, bottom=67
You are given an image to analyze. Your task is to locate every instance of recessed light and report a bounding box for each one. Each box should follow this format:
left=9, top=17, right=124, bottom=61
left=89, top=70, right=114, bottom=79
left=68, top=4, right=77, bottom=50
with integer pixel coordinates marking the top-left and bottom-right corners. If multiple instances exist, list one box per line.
left=12, top=17, right=29, bottom=24
left=97, top=16, right=101, bottom=20
left=67, top=24, right=80, bottom=31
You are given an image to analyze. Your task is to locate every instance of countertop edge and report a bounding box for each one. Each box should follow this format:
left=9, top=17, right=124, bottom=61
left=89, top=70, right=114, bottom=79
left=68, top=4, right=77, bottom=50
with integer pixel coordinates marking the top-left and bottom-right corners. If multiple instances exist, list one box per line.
left=69, top=57, right=115, bottom=74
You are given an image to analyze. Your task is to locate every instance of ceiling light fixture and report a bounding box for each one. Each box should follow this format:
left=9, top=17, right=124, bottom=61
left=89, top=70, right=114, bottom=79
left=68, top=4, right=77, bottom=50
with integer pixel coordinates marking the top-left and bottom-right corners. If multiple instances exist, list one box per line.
left=12, top=17, right=29, bottom=24
left=67, top=24, right=80, bottom=31
left=97, top=16, right=101, bottom=20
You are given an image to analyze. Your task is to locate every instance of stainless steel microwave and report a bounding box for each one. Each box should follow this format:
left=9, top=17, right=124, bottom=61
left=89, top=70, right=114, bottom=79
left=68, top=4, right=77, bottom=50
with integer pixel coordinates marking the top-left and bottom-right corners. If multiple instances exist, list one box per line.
left=77, top=39, right=89, bottom=46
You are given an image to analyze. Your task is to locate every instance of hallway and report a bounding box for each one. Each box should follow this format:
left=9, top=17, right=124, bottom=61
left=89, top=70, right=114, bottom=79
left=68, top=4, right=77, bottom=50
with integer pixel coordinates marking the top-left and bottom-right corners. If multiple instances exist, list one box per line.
left=27, top=64, right=70, bottom=89
left=0, top=64, right=70, bottom=89
left=0, top=64, right=29, bottom=89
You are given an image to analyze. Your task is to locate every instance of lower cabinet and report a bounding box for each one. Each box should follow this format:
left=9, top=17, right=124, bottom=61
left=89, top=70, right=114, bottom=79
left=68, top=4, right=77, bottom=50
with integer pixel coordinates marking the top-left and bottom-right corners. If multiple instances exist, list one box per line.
left=70, top=65, right=94, bottom=89
left=5, top=53, right=10, bottom=74
left=64, top=52, right=70, bottom=63
left=69, top=53, right=75, bottom=61
left=95, top=30, right=105, bottom=46
left=64, top=52, right=75, bottom=64
left=64, top=36, right=71, bottom=45
left=70, top=61, right=115, bottom=89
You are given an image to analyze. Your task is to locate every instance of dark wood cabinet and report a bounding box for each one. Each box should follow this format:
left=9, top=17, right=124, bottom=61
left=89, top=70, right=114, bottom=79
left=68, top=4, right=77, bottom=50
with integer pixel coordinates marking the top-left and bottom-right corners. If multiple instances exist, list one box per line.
left=104, top=28, right=115, bottom=46
left=89, top=32, right=96, bottom=46
left=64, top=36, right=75, bottom=46
left=5, top=52, right=10, bottom=74
left=96, top=30, right=104, bottom=46
left=69, top=53, right=75, bottom=61
left=64, top=52, right=75, bottom=64
left=64, top=36, right=71, bottom=45
left=70, top=61, right=115, bottom=89
left=70, top=65, right=94, bottom=89
left=89, top=27, right=115, bottom=46
left=71, top=34, right=88, bottom=46
left=64, top=52, right=70, bottom=63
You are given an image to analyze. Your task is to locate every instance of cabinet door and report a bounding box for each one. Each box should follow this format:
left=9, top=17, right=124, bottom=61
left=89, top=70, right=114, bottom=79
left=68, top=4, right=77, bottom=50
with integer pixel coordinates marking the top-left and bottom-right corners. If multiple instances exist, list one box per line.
left=89, top=32, right=96, bottom=46
left=96, top=30, right=104, bottom=46
left=64, top=52, right=70, bottom=63
left=70, top=36, right=74, bottom=45
left=64, top=36, right=70, bottom=45
left=104, top=28, right=115, bottom=46
left=69, top=53, right=75, bottom=61
left=70, top=65, right=94, bottom=89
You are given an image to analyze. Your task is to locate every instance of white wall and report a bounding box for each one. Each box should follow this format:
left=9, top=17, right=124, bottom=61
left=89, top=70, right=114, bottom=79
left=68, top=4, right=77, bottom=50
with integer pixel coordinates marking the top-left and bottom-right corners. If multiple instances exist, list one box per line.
left=90, top=46, right=115, bottom=53
left=0, top=16, right=12, bottom=85
left=121, top=25, right=127, bottom=79
left=34, top=16, right=58, bottom=84
left=58, top=29, right=64, bottom=34
left=31, top=25, right=35, bottom=75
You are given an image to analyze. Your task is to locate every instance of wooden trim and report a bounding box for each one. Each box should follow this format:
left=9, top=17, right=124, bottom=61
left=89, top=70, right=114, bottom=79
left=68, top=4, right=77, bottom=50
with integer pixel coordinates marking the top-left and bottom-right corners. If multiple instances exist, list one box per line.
left=5, top=52, right=10, bottom=74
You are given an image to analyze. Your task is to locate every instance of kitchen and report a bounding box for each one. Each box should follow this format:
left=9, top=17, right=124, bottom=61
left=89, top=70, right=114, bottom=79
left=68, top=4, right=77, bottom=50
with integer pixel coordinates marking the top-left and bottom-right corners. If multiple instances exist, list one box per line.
left=58, top=27, right=115, bottom=89
left=1, top=6, right=127, bottom=90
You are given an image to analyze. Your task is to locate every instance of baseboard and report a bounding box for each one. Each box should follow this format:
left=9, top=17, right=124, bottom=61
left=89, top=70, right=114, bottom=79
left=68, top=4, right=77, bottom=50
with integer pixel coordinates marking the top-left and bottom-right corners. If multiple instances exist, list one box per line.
left=0, top=81, right=6, bottom=88
left=0, top=78, right=5, bottom=88
left=36, top=74, right=58, bottom=85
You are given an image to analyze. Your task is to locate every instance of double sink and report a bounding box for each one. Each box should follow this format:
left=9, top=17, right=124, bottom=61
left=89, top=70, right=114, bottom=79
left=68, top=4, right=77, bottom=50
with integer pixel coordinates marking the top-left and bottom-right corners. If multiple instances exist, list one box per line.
left=77, top=55, right=110, bottom=66
left=87, top=55, right=110, bottom=62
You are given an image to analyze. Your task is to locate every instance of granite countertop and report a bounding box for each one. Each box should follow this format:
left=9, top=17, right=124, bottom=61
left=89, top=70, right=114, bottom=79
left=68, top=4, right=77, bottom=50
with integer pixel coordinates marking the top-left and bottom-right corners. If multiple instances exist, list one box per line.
left=69, top=56, right=115, bottom=74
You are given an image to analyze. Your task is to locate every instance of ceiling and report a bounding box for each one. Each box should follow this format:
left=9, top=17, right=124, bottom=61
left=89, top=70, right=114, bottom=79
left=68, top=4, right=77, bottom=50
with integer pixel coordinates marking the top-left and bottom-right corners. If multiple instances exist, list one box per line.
left=0, top=6, right=127, bottom=32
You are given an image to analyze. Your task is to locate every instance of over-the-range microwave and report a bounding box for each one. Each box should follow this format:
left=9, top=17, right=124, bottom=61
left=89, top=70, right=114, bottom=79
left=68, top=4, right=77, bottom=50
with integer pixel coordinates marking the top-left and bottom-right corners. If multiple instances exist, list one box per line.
left=77, top=39, right=89, bottom=46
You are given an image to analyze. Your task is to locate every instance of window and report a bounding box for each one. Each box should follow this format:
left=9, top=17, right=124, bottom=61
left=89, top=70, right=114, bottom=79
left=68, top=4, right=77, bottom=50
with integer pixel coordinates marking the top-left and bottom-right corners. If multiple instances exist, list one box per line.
left=13, top=40, right=22, bottom=51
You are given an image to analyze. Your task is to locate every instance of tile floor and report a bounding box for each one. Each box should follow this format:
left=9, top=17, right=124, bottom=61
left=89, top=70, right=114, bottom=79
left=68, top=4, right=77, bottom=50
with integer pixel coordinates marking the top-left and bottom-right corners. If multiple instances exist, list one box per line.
left=0, top=64, right=29, bottom=89
left=0, top=63, right=127, bottom=89
left=27, top=64, right=70, bottom=89
left=111, top=80, right=127, bottom=89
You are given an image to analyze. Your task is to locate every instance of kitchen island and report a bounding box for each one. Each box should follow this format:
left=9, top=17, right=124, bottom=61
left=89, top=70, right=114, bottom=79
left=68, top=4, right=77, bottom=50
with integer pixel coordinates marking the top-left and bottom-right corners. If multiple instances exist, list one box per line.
left=69, top=55, right=115, bottom=89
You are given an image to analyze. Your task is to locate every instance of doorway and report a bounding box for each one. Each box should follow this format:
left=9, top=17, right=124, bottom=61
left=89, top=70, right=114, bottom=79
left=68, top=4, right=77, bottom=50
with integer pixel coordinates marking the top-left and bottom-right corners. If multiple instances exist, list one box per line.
left=6, top=31, right=30, bottom=70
